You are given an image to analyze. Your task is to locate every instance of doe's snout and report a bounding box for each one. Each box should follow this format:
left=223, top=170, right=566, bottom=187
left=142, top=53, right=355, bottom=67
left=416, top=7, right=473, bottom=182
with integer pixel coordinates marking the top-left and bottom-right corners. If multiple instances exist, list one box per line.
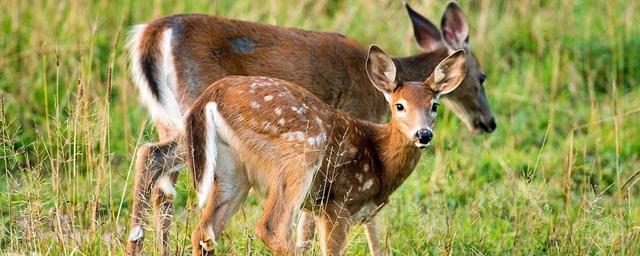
left=487, top=118, right=497, bottom=132
left=416, top=129, right=433, bottom=144
left=474, top=117, right=497, bottom=133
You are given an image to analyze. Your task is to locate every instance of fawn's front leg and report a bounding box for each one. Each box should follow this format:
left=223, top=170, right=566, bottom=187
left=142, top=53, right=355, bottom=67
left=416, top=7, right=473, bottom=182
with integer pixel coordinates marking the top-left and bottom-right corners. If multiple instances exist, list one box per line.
left=315, top=207, right=351, bottom=256
left=296, top=210, right=316, bottom=251
left=256, top=169, right=314, bottom=256
left=364, top=217, right=386, bottom=256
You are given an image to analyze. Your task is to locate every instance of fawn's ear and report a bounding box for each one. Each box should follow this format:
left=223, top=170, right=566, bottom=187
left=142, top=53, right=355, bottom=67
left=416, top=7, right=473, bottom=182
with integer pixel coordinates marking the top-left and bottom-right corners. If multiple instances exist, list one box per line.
left=366, top=45, right=398, bottom=101
left=429, top=49, right=467, bottom=95
left=405, top=2, right=446, bottom=52
left=441, top=1, right=469, bottom=49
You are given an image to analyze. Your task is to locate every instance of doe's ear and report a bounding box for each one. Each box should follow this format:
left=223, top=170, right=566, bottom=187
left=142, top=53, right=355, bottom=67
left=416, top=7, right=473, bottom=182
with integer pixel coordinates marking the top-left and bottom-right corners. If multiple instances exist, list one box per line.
left=441, top=1, right=469, bottom=49
left=366, top=45, right=397, bottom=100
left=429, top=49, right=467, bottom=95
left=404, top=2, right=446, bottom=52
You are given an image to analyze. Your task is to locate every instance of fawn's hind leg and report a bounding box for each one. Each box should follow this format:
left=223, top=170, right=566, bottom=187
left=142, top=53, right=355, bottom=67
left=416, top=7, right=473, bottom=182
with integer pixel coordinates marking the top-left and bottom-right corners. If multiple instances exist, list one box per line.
left=192, top=146, right=250, bottom=256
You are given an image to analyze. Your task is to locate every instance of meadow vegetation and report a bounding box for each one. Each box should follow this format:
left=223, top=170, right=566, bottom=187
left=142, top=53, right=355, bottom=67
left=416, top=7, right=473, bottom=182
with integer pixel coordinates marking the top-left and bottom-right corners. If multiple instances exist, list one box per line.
left=1, top=0, right=639, bottom=255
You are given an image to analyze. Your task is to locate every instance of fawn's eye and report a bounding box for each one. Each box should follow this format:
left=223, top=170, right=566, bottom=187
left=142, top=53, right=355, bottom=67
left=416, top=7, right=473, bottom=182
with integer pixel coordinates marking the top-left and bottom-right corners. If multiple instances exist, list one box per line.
left=395, top=103, right=405, bottom=111
left=431, top=102, right=439, bottom=112
left=479, top=73, right=487, bottom=84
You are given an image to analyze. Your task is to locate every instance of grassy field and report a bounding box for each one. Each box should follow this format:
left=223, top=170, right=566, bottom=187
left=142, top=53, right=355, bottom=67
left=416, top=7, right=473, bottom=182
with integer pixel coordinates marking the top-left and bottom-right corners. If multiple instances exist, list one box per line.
left=1, top=0, right=639, bottom=255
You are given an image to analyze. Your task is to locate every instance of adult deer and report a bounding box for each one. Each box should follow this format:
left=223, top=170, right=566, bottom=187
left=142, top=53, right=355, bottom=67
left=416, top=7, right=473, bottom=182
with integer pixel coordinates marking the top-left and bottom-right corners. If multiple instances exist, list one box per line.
left=185, top=46, right=467, bottom=256
left=125, top=2, right=494, bottom=255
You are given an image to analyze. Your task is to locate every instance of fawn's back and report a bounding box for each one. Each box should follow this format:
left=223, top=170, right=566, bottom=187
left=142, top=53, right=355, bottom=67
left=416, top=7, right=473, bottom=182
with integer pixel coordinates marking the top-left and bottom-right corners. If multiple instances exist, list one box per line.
left=186, top=76, right=379, bottom=205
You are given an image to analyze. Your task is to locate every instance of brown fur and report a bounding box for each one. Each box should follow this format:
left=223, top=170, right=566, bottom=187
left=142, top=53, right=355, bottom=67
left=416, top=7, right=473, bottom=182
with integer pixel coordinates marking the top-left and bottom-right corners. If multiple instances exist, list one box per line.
left=184, top=48, right=466, bottom=255
left=185, top=76, right=426, bottom=255
left=126, top=3, right=492, bottom=255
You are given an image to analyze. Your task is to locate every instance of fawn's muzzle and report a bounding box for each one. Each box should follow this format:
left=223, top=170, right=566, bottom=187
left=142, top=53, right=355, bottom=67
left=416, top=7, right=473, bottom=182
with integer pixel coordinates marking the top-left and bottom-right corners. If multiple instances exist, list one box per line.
left=416, top=129, right=433, bottom=144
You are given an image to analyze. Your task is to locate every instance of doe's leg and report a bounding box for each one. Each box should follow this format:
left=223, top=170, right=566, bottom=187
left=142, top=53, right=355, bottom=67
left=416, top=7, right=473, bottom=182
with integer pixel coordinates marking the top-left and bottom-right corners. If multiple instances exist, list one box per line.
left=126, top=138, right=181, bottom=256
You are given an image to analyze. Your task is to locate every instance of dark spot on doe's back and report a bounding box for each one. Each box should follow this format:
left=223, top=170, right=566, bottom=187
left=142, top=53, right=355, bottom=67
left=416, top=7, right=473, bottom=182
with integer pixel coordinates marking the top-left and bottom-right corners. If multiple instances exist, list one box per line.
left=230, top=36, right=256, bottom=54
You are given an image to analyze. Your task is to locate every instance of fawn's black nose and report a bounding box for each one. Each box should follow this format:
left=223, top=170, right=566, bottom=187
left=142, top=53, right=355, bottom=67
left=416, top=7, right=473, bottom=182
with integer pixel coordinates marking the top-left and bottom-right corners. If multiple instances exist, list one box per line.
left=416, top=129, right=433, bottom=144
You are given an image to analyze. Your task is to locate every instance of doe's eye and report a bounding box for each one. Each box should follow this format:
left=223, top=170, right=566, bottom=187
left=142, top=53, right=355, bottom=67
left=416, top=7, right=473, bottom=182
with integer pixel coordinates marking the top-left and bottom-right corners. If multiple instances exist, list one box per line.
left=431, top=102, right=439, bottom=112
left=395, top=103, right=405, bottom=111
left=479, top=73, right=487, bottom=84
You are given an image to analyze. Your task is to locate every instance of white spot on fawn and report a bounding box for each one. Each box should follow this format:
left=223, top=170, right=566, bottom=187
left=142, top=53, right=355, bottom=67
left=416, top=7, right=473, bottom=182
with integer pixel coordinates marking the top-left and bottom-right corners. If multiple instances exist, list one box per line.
left=264, top=95, right=273, bottom=101
left=263, top=122, right=278, bottom=133
left=291, top=106, right=306, bottom=115
left=355, top=173, right=364, bottom=182
left=362, top=179, right=374, bottom=191
left=249, top=83, right=259, bottom=89
left=363, top=164, right=370, bottom=172
left=275, top=107, right=282, bottom=115
left=348, top=147, right=358, bottom=156
left=306, top=133, right=327, bottom=146
left=250, top=101, right=261, bottom=109
left=282, top=131, right=306, bottom=142
left=278, top=118, right=286, bottom=126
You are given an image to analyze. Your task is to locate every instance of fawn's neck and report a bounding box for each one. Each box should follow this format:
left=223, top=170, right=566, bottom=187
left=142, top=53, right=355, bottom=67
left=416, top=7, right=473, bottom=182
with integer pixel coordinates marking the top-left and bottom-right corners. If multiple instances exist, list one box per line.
left=363, top=121, right=422, bottom=204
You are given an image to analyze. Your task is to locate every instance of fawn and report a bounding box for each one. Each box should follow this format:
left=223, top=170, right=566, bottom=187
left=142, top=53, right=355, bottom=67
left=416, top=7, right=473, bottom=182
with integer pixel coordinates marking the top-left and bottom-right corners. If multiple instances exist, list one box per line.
left=184, top=46, right=467, bottom=255
left=126, top=2, right=492, bottom=255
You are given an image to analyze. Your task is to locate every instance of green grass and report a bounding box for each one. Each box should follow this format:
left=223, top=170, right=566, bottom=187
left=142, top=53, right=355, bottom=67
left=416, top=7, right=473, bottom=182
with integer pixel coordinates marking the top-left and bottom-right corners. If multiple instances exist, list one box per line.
left=1, top=0, right=639, bottom=255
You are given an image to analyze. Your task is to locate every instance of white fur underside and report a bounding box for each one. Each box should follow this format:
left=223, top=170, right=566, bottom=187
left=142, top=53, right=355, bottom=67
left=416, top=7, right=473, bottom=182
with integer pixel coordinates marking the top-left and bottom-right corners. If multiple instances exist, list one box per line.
left=198, top=103, right=219, bottom=208
left=157, top=176, right=177, bottom=199
left=197, top=103, right=246, bottom=209
left=127, top=25, right=183, bottom=132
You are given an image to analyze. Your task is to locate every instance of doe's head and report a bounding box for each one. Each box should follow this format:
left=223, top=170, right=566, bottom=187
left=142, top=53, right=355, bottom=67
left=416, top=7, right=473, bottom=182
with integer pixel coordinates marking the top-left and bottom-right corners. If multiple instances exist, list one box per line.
left=405, top=1, right=496, bottom=133
left=366, top=45, right=467, bottom=148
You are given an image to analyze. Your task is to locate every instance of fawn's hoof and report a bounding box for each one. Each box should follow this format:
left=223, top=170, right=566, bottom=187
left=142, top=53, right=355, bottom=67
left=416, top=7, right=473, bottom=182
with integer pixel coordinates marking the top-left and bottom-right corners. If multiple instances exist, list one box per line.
left=296, top=240, right=312, bottom=251
left=193, top=226, right=217, bottom=253
left=199, top=239, right=216, bottom=252
left=200, top=229, right=217, bottom=251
